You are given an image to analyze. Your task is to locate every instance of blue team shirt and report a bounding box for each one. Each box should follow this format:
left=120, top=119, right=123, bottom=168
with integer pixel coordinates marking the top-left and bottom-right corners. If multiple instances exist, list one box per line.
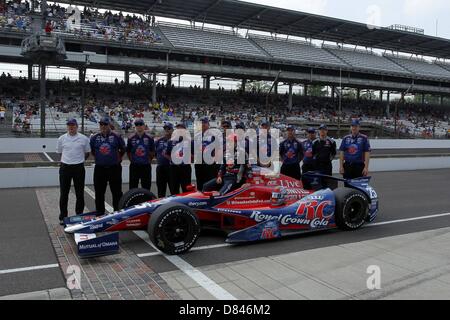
left=302, top=139, right=315, bottom=165
left=127, top=133, right=155, bottom=165
left=167, top=138, right=191, bottom=165
left=339, top=133, right=371, bottom=164
left=90, top=132, right=126, bottom=166
left=280, top=138, right=303, bottom=165
left=155, top=137, right=171, bottom=166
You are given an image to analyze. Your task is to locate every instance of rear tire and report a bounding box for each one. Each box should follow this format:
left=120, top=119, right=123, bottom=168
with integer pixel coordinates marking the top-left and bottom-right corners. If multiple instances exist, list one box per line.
left=148, top=203, right=200, bottom=255
left=119, top=189, right=156, bottom=210
left=334, top=188, right=368, bottom=231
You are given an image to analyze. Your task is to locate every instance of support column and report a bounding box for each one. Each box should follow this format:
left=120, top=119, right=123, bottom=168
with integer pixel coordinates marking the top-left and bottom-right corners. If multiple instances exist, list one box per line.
left=380, top=90, right=383, bottom=101
left=440, top=96, right=444, bottom=106
left=79, top=68, right=86, bottom=134
left=203, top=76, right=210, bottom=90
left=304, top=84, right=308, bottom=97
left=274, top=81, right=278, bottom=95
left=152, top=73, right=157, bottom=104
left=39, top=64, right=46, bottom=138
left=166, top=73, right=172, bottom=87
left=28, top=64, right=33, bottom=81
left=331, top=86, right=336, bottom=100
left=357, top=88, right=361, bottom=101
left=124, top=71, right=130, bottom=85
left=288, top=83, right=293, bottom=110
left=241, top=79, right=247, bottom=92
left=422, top=94, right=425, bottom=105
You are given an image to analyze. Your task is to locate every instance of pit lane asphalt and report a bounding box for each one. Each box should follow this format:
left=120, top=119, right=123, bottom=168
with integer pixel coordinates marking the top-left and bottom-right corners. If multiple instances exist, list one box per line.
left=84, top=169, right=450, bottom=274
left=1, top=169, right=450, bottom=298
left=0, top=188, right=65, bottom=296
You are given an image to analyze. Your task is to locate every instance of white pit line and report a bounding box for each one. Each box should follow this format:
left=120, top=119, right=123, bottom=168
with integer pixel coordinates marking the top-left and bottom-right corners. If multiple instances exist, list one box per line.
left=0, top=264, right=59, bottom=275
left=84, top=187, right=237, bottom=301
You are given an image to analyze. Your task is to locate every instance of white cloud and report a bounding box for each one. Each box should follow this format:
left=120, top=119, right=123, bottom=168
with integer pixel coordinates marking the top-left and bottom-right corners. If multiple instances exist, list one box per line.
left=243, top=0, right=328, bottom=15
left=403, top=0, right=450, bottom=16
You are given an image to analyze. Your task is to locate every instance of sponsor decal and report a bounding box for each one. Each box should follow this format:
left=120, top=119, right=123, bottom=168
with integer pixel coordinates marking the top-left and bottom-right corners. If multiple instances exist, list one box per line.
left=296, top=200, right=333, bottom=220
left=216, top=208, right=243, bottom=215
left=79, top=241, right=118, bottom=250
left=250, top=210, right=332, bottom=228
left=227, top=199, right=271, bottom=206
left=188, top=202, right=208, bottom=207
left=89, top=224, right=104, bottom=231
left=261, top=227, right=277, bottom=240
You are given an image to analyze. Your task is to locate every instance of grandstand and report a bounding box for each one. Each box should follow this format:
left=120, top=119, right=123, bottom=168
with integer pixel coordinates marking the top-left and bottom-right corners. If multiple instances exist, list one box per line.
left=0, top=0, right=450, bottom=138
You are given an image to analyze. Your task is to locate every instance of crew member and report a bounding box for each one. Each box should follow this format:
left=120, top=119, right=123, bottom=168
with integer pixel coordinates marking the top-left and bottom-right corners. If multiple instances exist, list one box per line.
left=339, top=120, right=371, bottom=179
left=56, top=118, right=91, bottom=225
left=257, top=120, right=273, bottom=168
left=301, top=128, right=317, bottom=190
left=127, top=119, right=155, bottom=191
left=312, top=124, right=337, bottom=188
left=155, top=123, right=173, bottom=198
left=90, top=117, right=126, bottom=215
left=194, top=117, right=217, bottom=191
left=279, top=126, right=303, bottom=180
left=167, top=123, right=192, bottom=195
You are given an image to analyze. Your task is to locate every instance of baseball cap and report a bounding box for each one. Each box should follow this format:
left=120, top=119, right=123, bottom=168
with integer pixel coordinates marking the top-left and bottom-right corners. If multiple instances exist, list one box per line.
left=99, top=117, right=111, bottom=125
left=221, top=120, right=232, bottom=128
left=351, top=119, right=361, bottom=126
left=163, top=122, right=174, bottom=130
left=287, top=125, right=295, bottom=131
left=66, top=118, right=78, bottom=126
left=261, top=120, right=270, bottom=127
left=235, top=121, right=246, bottom=130
left=306, top=127, right=316, bottom=134
left=319, top=124, right=328, bottom=130
left=134, top=119, right=145, bottom=126
left=200, top=117, right=209, bottom=124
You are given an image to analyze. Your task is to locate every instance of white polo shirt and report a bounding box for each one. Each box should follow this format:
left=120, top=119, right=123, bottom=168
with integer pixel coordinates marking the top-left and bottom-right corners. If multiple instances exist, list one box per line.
left=56, top=132, right=91, bottom=165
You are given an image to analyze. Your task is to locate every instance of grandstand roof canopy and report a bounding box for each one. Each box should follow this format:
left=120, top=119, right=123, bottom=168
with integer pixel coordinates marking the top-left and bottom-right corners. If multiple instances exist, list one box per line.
left=59, top=0, right=450, bottom=59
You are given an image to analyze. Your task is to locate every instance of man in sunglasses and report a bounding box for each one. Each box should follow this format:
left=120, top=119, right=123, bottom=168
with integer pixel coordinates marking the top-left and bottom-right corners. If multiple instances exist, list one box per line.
left=126, top=119, right=155, bottom=191
left=90, top=117, right=126, bottom=215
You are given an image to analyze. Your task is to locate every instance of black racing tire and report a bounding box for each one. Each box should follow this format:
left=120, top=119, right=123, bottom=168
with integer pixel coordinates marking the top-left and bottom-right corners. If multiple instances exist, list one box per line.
left=148, top=203, right=200, bottom=255
left=119, top=188, right=156, bottom=210
left=334, top=188, right=369, bottom=231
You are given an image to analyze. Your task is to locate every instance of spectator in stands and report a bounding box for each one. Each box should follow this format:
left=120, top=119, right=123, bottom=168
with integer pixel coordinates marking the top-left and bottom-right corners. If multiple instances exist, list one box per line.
left=56, top=118, right=91, bottom=225
left=90, top=116, right=126, bottom=215
left=339, top=120, right=371, bottom=179
left=0, top=107, right=5, bottom=124
left=45, top=20, right=53, bottom=34
left=126, top=119, right=155, bottom=191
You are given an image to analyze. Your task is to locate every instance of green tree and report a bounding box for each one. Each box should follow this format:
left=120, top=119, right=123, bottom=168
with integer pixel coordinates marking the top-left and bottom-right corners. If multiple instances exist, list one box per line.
left=308, top=85, right=327, bottom=97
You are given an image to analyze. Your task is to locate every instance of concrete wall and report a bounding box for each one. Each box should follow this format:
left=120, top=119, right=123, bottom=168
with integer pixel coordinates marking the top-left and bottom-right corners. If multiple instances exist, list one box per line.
left=1, top=138, right=450, bottom=153
left=1, top=157, right=450, bottom=189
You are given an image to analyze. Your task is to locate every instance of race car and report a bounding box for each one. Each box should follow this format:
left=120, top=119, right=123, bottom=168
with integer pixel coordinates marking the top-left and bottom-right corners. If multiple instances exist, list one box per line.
left=64, top=167, right=379, bottom=257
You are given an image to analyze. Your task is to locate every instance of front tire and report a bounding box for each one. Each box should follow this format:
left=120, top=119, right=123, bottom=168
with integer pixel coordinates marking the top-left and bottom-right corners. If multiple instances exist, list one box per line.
left=148, top=203, right=200, bottom=255
left=334, top=188, right=369, bottom=231
left=119, top=188, right=156, bottom=210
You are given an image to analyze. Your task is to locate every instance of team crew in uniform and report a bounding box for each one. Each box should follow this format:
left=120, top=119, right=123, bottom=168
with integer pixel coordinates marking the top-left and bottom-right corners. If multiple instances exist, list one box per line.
left=257, top=120, right=273, bottom=167
left=194, top=117, right=217, bottom=191
left=90, top=117, right=126, bottom=215
left=126, top=119, right=155, bottom=191
left=167, top=123, right=192, bottom=195
left=279, top=126, right=303, bottom=181
left=339, top=120, right=371, bottom=179
left=56, top=118, right=91, bottom=225
left=155, top=123, right=173, bottom=198
left=312, top=124, right=337, bottom=187
left=301, top=127, right=317, bottom=190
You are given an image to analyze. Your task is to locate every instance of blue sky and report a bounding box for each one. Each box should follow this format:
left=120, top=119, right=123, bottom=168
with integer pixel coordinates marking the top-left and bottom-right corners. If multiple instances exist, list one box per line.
left=244, top=0, right=450, bottom=39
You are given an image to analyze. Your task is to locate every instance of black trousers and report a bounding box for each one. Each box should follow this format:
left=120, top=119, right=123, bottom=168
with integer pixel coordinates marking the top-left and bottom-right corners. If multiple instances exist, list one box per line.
left=59, top=163, right=85, bottom=220
left=281, top=163, right=302, bottom=181
left=195, top=164, right=218, bottom=192
left=129, top=163, right=152, bottom=191
left=93, top=165, right=123, bottom=215
left=169, top=164, right=192, bottom=195
left=301, top=163, right=316, bottom=190
left=156, top=165, right=170, bottom=198
left=317, top=162, right=337, bottom=190
left=343, top=162, right=365, bottom=180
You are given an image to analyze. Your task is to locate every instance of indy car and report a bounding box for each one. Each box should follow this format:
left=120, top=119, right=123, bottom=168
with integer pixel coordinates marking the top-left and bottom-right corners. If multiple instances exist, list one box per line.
left=64, top=167, right=379, bottom=257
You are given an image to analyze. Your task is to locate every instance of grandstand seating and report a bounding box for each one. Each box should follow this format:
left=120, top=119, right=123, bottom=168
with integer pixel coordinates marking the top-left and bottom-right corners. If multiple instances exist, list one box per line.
left=158, top=24, right=268, bottom=58
left=250, top=36, right=346, bottom=68
left=386, top=56, right=450, bottom=79
left=326, top=48, right=410, bottom=75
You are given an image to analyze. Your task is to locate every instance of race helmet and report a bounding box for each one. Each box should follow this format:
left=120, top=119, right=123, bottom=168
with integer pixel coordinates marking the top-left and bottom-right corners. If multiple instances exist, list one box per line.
left=271, top=186, right=288, bottom=206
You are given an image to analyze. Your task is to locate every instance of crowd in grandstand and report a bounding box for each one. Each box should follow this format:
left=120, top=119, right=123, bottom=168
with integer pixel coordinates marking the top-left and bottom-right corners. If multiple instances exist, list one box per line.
left=1, top=75, right=449, bottom=138
left=0, top=0, right=162, bottom=44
